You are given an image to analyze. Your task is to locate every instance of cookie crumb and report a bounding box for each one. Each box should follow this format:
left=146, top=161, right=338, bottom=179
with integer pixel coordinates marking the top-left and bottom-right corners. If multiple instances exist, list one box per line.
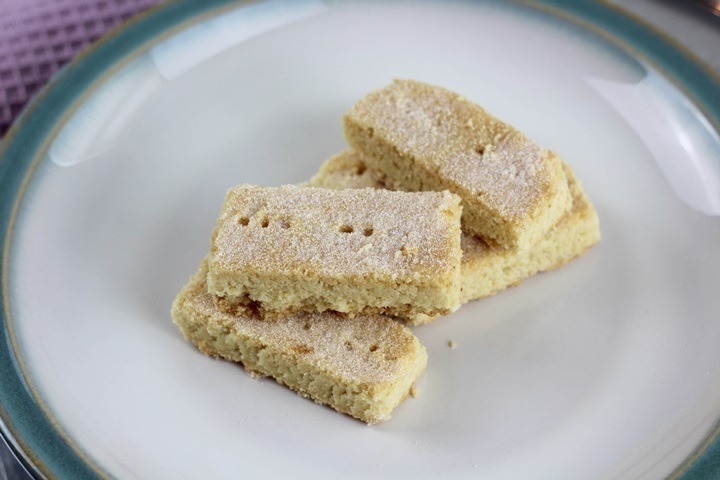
left=409, top=385, right=419, bottom=398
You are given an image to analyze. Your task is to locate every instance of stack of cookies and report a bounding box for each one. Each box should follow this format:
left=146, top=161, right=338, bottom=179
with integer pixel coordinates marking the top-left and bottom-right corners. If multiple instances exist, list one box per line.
left=171, top=80, right=600, bottom=424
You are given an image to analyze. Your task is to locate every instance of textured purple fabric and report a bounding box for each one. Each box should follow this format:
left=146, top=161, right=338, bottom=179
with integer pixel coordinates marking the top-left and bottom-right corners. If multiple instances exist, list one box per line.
left=0, top=0, right=163, bottom=137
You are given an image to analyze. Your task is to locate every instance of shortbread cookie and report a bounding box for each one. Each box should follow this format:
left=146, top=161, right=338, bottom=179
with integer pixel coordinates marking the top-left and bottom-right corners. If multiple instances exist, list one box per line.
left=343, top=79, right=572, bottom=250
left=311, top=151, right=599, bottom=325
left=172, top=260, right=427, bottom=424
left=207, top=185, right=463, bottom=317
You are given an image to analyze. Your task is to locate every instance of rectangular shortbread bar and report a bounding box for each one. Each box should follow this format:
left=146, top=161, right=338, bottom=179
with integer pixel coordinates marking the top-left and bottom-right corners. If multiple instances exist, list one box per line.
left=172, top=260, right=427, bottom=424
left=311, top=151, right=600, bottom=325
left=343, top=79, right=572, bottom=251
left=207, top=185, right=463, bottom=317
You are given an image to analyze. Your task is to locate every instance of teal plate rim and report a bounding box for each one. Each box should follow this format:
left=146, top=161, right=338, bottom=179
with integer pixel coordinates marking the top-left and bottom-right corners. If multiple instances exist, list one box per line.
left=1, top=0, right=719, bottom=478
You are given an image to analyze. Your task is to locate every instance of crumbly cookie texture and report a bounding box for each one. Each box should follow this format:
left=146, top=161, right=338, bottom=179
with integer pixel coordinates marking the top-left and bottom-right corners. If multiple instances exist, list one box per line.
left=172, top=260, right=427, bottom=425
left=207, top=184, right=463, bottom=317
left=311, top=151, right=600, bottom=325
left=343, top=79, right=572, bottom=251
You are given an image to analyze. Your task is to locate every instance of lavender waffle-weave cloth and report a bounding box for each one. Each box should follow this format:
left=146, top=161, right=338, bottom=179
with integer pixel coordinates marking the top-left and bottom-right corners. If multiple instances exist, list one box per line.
left=0, top=0, right=161, bottom=138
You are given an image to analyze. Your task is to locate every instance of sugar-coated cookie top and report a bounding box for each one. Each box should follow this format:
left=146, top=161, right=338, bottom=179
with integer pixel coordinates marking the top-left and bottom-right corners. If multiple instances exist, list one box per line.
left=210, top=184, right=462, bottom=280
left=345, top=79, right=558, bottom=220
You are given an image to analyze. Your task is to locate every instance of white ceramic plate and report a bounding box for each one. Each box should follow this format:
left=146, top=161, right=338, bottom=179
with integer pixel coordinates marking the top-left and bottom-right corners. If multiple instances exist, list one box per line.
left=2, top=1, right=720, bottom=479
